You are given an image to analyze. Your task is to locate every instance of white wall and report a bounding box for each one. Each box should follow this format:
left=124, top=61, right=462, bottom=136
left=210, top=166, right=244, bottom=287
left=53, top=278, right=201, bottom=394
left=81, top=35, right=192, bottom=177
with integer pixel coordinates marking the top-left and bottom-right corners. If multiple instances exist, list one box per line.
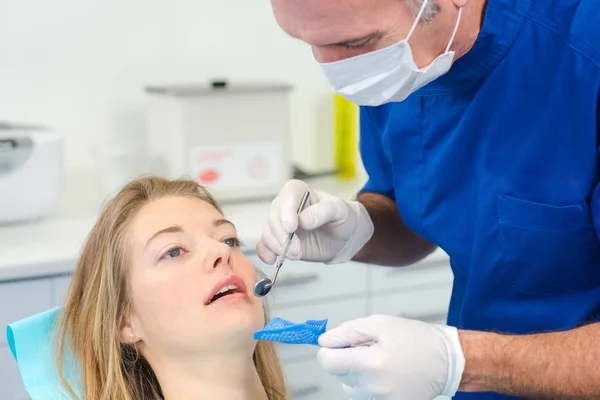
left=0, top=0, right=338, bottom=173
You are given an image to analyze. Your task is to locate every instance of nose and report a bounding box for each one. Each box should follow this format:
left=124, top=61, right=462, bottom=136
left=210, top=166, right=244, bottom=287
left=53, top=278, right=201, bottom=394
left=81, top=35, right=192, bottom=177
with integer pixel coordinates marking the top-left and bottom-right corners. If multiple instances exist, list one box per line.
left=209, top=240, right=233, bottom=270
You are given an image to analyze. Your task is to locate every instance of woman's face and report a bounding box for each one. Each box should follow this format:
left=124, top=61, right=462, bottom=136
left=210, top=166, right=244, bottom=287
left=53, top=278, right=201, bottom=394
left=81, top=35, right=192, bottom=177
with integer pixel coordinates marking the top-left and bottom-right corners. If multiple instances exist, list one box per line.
left=122, top=195, right=264, bottom=358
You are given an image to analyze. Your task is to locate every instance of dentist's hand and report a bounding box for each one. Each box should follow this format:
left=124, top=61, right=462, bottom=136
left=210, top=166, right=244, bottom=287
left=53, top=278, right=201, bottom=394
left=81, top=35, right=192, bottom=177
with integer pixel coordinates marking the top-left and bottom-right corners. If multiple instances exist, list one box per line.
left=257, top=179, right=374, bottom=264
left=317, top=315, right=465, bottom=400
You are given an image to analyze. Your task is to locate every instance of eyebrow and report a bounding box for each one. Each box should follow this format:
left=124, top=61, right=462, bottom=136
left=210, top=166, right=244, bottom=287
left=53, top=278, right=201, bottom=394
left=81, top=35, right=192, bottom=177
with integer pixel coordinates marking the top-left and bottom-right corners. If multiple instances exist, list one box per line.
left=144, top=219, right=236, bottom=247
left=214, top=218, right=235, bottom=229
left=323, top=31, right=383, bottom=47
left=145, top=225, right=184, bottom=247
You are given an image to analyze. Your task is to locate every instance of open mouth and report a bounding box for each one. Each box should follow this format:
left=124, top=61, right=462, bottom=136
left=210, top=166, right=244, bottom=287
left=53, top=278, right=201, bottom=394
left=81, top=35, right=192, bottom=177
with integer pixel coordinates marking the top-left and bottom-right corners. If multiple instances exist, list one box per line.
left=206, top=275, right=248, bottom=305
left=206, top=284, right=244, bottom=305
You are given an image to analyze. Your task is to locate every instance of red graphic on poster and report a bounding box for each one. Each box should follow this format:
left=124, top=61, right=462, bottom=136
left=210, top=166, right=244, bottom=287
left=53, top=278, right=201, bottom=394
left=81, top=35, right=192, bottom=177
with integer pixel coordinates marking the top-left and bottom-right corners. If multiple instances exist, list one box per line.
left=247, top=154, right=269, bottom=180
left=198, top=169, right=220, bottom=184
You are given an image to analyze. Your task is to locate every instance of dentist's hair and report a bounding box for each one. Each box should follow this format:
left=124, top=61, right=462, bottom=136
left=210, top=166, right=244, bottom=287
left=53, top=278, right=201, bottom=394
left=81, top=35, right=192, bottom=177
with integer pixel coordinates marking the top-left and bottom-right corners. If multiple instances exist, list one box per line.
left=407, top=0, right=440, bottom=23
left=54, top=176, right=286, bottom=400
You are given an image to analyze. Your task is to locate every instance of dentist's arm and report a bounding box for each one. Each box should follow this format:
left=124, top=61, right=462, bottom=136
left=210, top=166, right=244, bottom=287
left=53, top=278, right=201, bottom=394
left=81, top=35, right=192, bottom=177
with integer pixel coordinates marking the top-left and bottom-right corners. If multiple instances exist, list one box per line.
left=317, top=315, right=600, bottom=400
left=352, top=191, right=437, bottom=266
left=459, top=323, right=600, bottom=399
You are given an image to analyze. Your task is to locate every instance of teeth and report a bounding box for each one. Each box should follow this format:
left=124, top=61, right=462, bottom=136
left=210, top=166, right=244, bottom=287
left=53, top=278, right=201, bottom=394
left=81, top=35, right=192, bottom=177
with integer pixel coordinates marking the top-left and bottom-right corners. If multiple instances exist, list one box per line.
left=216, top=284, right=239, bottom=295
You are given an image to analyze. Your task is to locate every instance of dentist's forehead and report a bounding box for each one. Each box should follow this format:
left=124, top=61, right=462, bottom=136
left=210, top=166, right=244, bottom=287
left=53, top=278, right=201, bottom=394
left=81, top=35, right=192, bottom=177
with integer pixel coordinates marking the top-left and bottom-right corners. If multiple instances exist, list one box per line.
left=270, top=0, right=409, bottom=46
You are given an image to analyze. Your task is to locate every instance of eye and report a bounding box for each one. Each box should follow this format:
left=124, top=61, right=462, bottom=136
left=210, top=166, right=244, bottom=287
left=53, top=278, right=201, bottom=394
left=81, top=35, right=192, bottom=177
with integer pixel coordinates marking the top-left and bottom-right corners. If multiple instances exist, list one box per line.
left=223, top=237, right=243, bottom=248
left=342, top=43, right=365, bottom=50
left=162, top=246, right=185, bottom=260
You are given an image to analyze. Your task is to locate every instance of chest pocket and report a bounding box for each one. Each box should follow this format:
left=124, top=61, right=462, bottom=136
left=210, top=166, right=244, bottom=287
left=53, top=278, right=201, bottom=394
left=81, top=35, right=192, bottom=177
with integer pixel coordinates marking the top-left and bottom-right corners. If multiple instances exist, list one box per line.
left=496, top=194, right=600, bottom=296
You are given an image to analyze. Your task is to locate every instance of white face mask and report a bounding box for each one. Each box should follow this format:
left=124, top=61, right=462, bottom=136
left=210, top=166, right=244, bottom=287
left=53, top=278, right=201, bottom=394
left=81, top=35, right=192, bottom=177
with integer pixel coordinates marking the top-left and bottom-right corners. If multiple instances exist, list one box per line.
left=318, top=0, right=462, bottom=106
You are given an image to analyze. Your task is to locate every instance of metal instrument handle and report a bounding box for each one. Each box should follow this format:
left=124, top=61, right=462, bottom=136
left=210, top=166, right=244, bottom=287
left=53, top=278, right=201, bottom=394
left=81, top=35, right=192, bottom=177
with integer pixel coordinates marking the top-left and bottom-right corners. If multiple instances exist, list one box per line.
left=271, top=191, right=310, bottom=286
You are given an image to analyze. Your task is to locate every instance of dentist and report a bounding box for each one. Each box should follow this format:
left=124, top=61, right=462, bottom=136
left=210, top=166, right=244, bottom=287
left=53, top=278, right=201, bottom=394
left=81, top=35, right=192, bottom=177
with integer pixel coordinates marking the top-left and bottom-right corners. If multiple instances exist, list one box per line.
left=259, top=0, right=600, bottom=399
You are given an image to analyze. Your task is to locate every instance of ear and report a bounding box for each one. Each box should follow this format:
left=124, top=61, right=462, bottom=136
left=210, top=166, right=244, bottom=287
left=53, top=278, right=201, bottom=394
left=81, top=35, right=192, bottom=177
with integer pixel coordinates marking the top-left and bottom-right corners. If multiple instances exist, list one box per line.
left=119, top=326, right=139, bottom=344
left=119, top=307, right=141, bottom=344
left=452, top=0, right=470, bottom=8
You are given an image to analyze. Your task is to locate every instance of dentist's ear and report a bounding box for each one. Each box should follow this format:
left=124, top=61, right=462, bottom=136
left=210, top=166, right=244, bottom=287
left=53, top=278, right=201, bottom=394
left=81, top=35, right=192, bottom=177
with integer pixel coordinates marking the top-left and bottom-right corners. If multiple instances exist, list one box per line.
left=452, top=0, right=469, bottom=7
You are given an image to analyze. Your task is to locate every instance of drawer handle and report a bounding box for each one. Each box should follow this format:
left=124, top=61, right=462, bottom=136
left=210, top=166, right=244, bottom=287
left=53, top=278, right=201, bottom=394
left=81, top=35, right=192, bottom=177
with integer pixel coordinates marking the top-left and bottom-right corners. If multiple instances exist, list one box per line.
left=397, top=312, right=448, bottom=323
left=276, top=274, right=319, bottom=287
left=290, top=385, right=322, bottom=398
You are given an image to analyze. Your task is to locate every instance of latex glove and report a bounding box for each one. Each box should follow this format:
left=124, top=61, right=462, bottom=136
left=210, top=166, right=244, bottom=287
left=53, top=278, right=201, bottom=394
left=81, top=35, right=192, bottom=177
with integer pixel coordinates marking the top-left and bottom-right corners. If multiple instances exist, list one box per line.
left=257, top=179, right=374, bottom=264
left=317, top=315, right=465, bottom=400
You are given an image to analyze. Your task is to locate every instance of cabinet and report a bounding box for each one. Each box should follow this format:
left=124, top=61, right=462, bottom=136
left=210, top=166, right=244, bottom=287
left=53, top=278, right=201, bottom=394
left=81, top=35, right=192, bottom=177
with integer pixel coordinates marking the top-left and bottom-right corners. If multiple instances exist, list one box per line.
left=273, top=297, right=368, bottom=361
left=270, top=256, right=453, bottom=398
left=370, top=285, right=453, bottom=323
left=284, top=357, right=352, bottom=400
left=0, top=279, right=55, bottom=400
left=0, top=280, right=53, bottom=347
left=0, top=272, right=74, bottom=399
left=246, top=256, right=369, bottom=307
left=0, top=252, right=453, bottom=400
left=0, top=345, right=29, bottom=400
left=369, top=251, right=453, bottom=293
left=51, top=275, right=72, bottom=306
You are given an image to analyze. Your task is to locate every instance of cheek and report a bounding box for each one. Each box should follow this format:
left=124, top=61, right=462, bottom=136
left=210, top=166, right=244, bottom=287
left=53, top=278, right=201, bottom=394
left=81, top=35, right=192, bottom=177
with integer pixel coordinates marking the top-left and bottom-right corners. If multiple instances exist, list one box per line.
left=233, top=253, right=258, bottom=285
left=131, top=267, right=208, bottom=334
left=234, top=255, right=264, bottom=311
left=312, top=44, right=381, bottom=64
left=312, top=46, right=350, bottom=63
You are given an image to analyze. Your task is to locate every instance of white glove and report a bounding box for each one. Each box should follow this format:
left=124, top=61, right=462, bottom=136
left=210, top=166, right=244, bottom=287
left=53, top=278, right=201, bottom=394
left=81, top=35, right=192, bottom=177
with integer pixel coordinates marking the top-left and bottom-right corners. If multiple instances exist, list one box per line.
left=317, top=315, right=465, bottom=400
left=257, top=179, right=374, bottom=264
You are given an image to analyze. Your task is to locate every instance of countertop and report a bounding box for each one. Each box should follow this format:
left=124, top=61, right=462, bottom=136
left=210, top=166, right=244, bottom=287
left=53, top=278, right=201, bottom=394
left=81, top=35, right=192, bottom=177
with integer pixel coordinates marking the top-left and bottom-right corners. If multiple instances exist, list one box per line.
left=0, top=174, right=449, bottom=282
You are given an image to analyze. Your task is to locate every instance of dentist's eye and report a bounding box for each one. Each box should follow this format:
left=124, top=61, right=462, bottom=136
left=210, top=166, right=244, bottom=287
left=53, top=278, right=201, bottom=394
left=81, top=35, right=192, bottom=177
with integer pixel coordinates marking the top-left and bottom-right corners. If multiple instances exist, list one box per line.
left=162, top=247, right=185, bottom=259
left=223, top=237, right=243, bottom=248
left=343, top=43, right=365, bottom=50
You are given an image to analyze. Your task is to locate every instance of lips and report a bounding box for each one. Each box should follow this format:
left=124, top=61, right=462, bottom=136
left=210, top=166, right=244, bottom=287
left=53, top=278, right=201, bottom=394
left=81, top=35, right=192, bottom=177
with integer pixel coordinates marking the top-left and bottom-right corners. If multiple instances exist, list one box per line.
left=205, top=275, right=248, bottom=305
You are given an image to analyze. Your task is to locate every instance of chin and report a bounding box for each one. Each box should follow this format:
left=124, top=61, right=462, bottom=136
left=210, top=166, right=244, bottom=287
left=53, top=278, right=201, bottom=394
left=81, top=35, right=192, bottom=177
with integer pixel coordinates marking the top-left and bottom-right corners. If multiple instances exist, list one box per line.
left=206, top=299, right=265, bottom=338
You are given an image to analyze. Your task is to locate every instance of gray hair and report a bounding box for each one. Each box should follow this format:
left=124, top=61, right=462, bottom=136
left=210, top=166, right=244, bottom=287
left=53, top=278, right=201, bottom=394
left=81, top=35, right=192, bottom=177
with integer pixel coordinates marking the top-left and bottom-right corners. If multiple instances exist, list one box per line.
left=406, top=0, right=440, bottom=23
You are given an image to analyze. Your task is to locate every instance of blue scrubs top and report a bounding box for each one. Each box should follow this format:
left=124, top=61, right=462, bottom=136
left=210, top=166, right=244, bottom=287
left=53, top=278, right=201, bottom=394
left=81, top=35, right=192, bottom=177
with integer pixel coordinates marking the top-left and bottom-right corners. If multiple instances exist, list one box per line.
left=359, top=0, right=600, bottom=399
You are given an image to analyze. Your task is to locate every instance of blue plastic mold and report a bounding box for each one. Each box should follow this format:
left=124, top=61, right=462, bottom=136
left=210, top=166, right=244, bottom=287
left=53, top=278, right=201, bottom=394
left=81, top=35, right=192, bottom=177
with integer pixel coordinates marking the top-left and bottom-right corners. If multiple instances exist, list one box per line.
left=253, top=318, right=328, bottom=346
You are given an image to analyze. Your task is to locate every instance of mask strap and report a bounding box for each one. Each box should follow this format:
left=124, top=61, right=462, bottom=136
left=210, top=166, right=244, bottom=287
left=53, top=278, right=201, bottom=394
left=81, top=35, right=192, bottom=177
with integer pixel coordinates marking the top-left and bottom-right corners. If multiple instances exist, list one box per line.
left=444, top=7, right=463, bottom=53
left=406, top=0, right=430, bottom=42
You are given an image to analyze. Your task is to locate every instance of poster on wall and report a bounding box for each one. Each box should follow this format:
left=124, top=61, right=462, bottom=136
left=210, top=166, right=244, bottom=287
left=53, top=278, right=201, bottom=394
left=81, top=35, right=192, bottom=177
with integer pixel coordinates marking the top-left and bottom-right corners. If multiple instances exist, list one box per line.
left=190, top=141, right=282, bottom=190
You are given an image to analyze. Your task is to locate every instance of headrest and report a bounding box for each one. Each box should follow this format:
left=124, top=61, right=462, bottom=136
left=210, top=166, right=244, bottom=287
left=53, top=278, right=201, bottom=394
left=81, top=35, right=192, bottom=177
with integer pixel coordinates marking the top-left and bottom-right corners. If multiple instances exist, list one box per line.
left=6, top=307, right=82, bottom=399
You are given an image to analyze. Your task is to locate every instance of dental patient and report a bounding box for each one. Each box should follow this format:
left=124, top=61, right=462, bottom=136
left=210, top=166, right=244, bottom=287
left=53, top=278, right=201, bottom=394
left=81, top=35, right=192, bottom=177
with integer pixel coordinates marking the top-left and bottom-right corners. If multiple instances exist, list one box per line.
left=52, top=176, right=286, bottom=400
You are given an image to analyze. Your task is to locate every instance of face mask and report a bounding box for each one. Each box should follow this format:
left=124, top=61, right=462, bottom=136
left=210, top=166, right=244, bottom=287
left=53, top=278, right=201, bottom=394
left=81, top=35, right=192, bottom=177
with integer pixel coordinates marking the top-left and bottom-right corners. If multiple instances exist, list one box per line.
left=318, top=0, right=462, bottom=106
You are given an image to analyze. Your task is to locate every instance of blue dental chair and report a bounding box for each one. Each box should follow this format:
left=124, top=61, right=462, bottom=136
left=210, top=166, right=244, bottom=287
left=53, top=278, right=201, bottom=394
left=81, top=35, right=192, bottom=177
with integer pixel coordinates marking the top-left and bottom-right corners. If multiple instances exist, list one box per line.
left=6, top=307, right=82, bottom=399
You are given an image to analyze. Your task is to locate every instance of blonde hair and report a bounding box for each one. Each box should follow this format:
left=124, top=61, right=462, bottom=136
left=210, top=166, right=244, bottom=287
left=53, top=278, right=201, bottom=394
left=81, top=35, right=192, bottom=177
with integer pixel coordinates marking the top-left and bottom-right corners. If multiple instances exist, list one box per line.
left=54, top=176, right=286, bottom=400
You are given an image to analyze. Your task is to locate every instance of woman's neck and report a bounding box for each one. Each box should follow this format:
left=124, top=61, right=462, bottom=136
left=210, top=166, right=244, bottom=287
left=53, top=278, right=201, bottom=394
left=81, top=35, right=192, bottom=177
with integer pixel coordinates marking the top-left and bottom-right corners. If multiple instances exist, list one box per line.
left=153, top=353, right=269, bottom=400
